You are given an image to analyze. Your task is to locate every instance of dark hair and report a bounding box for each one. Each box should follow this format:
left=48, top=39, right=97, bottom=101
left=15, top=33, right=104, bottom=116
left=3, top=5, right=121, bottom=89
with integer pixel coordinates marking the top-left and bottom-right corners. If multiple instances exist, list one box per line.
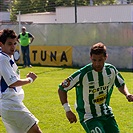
left=0, top=29, right=17, bottom=44
left=90, top=42, right=107, bottom=57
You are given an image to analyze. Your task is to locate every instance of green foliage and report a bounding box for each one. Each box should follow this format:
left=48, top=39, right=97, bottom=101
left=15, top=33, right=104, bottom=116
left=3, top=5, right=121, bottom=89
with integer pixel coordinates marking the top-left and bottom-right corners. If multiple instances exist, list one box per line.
left=0, top=0, right=9, bottom=11
left=0, top=67, right=132, bottom=133
left=93, top=0, right=115, bottom=5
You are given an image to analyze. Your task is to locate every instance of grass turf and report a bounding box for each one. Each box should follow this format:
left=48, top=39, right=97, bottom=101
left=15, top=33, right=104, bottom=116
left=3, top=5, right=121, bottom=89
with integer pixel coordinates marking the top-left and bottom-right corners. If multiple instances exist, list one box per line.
left=0, top=66, right=133, bottom=133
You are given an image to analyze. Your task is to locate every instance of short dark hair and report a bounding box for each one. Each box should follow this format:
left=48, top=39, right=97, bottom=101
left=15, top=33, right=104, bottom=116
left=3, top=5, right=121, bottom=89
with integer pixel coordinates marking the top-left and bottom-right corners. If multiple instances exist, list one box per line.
left=90, top=42, right=107, bottom=57
left=0, top=29, right=17, bottom=44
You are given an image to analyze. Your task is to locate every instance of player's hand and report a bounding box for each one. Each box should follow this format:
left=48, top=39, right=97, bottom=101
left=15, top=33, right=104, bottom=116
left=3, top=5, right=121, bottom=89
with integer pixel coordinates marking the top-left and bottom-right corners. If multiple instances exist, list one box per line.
left=66, top=110, right=77, bottom=123
left=126, top=94, right=133, bottom=102
left=27, top=72, right=37, bottom=81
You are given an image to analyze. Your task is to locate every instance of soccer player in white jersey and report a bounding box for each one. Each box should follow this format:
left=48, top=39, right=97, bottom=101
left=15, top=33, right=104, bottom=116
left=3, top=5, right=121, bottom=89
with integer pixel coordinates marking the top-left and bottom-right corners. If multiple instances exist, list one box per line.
left=0, top=33, right=1, bottom=117
left=0, top=30, right=20, bottom=117
left=58, top=42, right=133, bottom=133
left=0, top=30, right=3, bottom=117
left=0, top=29, right=42, bottom=133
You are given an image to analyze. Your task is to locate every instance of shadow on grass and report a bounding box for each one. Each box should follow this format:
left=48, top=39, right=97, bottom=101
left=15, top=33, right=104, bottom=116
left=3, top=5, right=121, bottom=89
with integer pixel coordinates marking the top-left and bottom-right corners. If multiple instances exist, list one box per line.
left=18, top=64, right=133, bottom=73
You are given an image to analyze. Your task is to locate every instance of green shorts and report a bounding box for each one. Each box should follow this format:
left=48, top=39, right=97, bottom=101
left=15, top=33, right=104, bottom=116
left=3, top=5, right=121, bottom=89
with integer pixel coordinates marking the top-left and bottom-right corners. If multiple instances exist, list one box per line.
left=81, top=115, right=120, bottom=133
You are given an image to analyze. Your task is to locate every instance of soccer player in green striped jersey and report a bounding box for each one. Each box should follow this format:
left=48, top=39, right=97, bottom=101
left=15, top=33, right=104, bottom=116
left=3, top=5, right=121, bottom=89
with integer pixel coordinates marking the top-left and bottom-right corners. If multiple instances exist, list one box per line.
left=58, top=42, right=133, bottom=133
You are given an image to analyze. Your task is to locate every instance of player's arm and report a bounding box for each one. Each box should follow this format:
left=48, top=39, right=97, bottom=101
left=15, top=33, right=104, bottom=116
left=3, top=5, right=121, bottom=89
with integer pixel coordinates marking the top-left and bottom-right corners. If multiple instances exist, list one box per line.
left=28, top=33, right=34, bottom=44
left=10, top=77, right=34, bottom=87
left=118, top=84, right=133, bottom=102
left=10, top=72, right=37, bottom=87
left=58, top=70, right=81, bottom=123
left=30, top=36, right=34, bottom=44
left=16, top=34, right=20, bottom=43
left=114, top=70, right=133, bottom=102
left=58, top=89, right=68, bottom=104
left=58, top=89, right=77, bottom=123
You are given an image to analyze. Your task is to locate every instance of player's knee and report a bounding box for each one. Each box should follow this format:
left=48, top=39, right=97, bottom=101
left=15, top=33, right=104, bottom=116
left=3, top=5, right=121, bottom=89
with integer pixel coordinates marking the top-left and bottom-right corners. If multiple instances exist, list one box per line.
left=28, top=124, right=42, bottom=133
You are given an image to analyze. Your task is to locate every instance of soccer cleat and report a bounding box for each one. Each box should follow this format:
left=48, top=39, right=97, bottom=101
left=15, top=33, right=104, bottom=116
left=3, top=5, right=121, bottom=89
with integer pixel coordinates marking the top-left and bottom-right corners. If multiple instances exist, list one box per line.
left=23, top=65, right=26, bottom=68
left=28, top=65, right=32, bottom=68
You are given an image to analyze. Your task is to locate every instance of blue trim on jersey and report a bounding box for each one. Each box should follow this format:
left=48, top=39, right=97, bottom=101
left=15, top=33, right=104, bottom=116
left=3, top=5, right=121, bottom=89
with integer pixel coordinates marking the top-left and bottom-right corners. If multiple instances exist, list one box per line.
left=0, top=51, right=8, bottom=57
left=10, top=59, right=14, bottom=67
left=0, top=52, right=17, bottom=92
left=1, top=77, right=16, bottom=93
left=1, top=76, right=8, bottom=92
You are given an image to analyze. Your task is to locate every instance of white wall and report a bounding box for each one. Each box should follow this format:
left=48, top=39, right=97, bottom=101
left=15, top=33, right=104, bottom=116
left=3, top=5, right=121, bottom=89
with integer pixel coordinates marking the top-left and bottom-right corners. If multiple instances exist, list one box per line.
left=0, top=12, right=10, bottom=21
left=56, top=7, right=75, bottom=23
left=56, top=5, right=133, bottom=23
left=17, top=5, right=133, bottom=23
left=77, top=5, right=132, bottom=23
left=18, top=12, right=56, bottom=23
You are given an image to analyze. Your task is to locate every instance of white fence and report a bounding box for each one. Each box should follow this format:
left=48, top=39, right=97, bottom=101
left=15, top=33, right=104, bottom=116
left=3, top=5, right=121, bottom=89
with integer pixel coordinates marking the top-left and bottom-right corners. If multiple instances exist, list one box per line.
left=0, top=23, right=132, bottom=69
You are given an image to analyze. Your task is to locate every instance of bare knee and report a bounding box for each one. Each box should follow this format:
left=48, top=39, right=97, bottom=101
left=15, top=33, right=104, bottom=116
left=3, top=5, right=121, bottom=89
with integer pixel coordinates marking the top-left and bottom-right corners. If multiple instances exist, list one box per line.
left=27, top=124, right=42, bottom=133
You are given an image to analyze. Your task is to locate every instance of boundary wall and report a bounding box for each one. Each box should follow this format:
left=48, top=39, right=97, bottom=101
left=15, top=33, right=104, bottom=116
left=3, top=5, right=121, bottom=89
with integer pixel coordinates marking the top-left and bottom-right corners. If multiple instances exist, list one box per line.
left=18, top=5, right=133, bottom=23
left=0, top=23, right=132, bottom=70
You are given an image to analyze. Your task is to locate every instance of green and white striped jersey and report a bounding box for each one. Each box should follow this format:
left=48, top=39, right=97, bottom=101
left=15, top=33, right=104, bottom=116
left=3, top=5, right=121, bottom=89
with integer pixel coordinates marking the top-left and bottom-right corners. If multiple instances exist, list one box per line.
left=59, top=63, right=125, bottom=122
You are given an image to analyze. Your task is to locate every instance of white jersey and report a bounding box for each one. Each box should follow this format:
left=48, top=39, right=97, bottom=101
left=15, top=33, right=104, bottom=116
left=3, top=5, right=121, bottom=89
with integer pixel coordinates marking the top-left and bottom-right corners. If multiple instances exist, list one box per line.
left=0, top=48, right=1, bottom=115
left=0, top=51, right=24, bottom=111
left=0, top=52, right=39, bottom=133
left=0, top=47, right=1, bottom=99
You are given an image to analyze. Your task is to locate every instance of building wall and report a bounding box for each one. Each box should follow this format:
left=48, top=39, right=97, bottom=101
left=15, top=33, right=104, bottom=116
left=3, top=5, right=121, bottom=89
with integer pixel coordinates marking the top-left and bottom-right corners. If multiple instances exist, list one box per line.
left=56, top=7, right=75, bottom=23
left=0, top=12, right=10, bottom=21
left=19, top=12, right=56, bottom=23
left=17, top=5, right=133, bottom=23
left=77, top=5, right=132, bottom=23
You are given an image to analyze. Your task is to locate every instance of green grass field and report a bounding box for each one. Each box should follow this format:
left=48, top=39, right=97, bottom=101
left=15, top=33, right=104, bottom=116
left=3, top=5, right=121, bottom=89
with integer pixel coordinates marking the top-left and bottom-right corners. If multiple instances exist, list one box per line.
left=0, top=66, right=133, bottom=133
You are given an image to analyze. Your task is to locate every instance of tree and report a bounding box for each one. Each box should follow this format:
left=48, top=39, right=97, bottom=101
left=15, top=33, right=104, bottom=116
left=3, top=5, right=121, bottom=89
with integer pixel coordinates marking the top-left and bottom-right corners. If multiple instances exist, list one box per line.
left=93, top=0, right=115, bottom=5
left=0, top=0, right=9, bottom=11
left=46, top=0, right=56, bottom=12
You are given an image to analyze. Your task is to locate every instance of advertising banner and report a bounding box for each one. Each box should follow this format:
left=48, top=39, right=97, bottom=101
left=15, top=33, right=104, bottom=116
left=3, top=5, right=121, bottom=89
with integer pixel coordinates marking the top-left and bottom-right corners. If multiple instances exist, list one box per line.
left=15, top=46, right=72, bottom=66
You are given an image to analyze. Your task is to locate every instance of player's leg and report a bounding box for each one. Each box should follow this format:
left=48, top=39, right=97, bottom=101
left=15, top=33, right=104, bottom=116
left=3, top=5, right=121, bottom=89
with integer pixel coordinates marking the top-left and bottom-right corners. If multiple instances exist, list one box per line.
left=3, top=116, right=42, bottom=133
left=27, top=123, right=42, bottom=133
left=25, top=45, right=31, bottom=66
left=0, top=98, right=1, bottom=117
left=2, top=104, right=42, bottom=133
left=21, top=46, right=26, bottom=67
left=104, top=116, right=120, bottom=133
left=82, top=119, right=105, bottom=133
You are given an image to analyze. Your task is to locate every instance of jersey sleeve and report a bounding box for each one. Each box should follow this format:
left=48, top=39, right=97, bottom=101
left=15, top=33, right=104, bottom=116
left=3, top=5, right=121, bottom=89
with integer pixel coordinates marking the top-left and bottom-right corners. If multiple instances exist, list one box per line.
left=114, top=69, right=125, bottom=88
left=28, top=32, right=33, bottom=38
left=17, top=34, right=20, bottom=39
left=0, top=59, right=18, bottom=86
left=59, top=70, right=81, bottom=92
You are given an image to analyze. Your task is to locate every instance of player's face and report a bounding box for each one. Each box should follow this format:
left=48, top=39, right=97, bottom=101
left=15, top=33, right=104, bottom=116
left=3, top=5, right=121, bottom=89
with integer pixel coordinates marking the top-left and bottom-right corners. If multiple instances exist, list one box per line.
left=2, top=38, right=17, bottom=57
left=22, top=28, right=26, bottom=33
left=90, top=53, right=107, bottom=72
